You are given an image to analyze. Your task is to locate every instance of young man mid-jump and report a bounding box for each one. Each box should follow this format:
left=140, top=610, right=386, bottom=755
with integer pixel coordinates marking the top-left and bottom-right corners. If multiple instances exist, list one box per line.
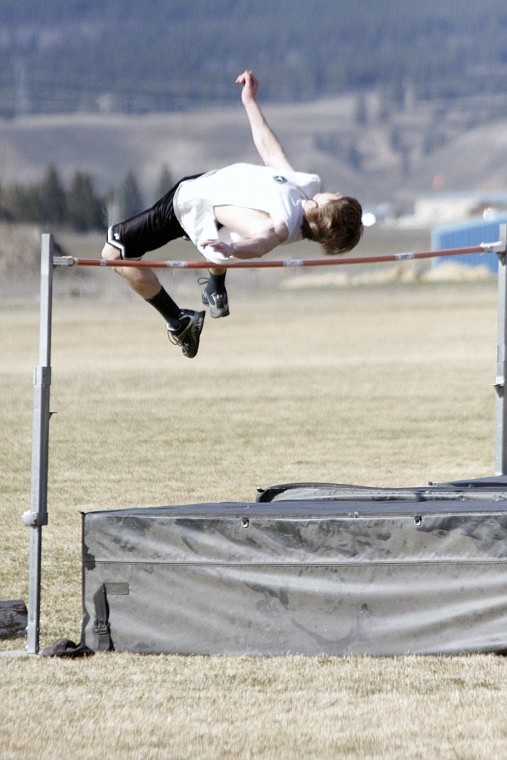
left=102, top=70, right=363, bottom=358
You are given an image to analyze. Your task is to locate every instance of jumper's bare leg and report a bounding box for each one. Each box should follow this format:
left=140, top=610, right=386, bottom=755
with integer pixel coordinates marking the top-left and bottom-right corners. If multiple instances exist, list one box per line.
left=101, top=243, right=161, bottom=299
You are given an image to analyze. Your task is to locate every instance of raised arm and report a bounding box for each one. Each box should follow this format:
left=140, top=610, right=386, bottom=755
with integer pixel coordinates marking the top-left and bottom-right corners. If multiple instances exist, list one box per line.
left=236, top=70, right=294, bottom=172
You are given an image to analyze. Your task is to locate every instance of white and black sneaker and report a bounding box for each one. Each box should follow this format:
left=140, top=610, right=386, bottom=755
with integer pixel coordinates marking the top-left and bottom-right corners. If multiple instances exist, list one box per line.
left=201, top=287, right=230, bottom=318
left=167, top=309, right=205, bottom=358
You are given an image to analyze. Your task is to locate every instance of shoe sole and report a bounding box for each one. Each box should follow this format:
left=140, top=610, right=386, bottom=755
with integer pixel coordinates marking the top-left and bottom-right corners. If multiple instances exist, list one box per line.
left=201, top=292, right=230, bottom=318
left=168, top=311, right=205, bottom=358
left=182, top=311, right=205, bottom=358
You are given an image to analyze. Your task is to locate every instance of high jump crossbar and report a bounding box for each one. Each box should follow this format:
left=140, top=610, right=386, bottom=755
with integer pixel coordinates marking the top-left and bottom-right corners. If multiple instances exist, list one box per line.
left=24, top=228, right=507, bottom=654
left=53, top=241, right=504, bottom=270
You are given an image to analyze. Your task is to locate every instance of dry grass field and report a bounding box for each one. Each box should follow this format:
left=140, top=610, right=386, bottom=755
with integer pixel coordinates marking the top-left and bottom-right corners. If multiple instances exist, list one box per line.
left=1, top=238, right=506, bottom=758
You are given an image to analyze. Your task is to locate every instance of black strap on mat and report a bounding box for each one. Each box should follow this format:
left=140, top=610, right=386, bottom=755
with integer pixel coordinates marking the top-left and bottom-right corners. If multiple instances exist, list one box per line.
left=92, top=583, right=113, bottom=652
left=40, top=582, right=113, bottom=657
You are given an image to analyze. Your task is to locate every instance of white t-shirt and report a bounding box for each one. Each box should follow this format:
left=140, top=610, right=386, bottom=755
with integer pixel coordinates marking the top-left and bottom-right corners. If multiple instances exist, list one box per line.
left=174, top=163, right=321, bottom=263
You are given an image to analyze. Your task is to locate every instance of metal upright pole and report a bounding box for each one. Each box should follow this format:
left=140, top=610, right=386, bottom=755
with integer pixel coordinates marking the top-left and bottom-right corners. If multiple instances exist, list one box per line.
left=24, top=234, right=53, bottom=653
left=494, top=224, right=507, bottom=476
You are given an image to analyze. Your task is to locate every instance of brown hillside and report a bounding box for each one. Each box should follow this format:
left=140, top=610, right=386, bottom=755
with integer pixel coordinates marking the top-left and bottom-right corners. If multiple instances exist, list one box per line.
left=2, top=96, right=506, bottom=207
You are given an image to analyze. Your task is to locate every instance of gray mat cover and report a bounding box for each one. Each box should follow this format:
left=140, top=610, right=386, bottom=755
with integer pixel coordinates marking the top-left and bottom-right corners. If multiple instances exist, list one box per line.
left=81, top=488, right=507, bottom=655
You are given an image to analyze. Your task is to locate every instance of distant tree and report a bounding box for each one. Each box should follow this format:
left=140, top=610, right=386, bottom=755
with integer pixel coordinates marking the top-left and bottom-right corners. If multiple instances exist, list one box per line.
left=0, top=183, right=14, bottom=221
left=154, top=164, right=173, bottom=202
left=2, top=183, right=40, bottom=223
left=3, top=1, right=507, bottom=116
left=39, top=164, right=66, bottom=226
left=66, top=171, right=104, bottom=231
left=117, top=170, right=143, bottom=220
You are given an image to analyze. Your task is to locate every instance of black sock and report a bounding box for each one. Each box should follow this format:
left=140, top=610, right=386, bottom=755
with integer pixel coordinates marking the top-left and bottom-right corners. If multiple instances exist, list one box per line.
left=207, top=271, right=226, bottom=293
left=146, top=287, right=180, bottom=328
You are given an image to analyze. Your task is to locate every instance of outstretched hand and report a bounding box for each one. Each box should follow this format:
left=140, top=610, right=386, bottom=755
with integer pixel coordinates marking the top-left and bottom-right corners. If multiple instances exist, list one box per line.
left=236, top=70, right=259, bottom=103
left=202, top=239, right=235, bottom=258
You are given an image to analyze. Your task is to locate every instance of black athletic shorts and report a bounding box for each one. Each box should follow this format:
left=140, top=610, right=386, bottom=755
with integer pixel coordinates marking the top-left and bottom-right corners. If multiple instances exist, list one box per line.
left=107, top=174, right=202, bottom=259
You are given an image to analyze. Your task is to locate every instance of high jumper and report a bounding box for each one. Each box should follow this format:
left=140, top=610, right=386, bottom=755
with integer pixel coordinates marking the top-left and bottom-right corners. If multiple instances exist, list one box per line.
left=101, top=70, right=364, bottom=358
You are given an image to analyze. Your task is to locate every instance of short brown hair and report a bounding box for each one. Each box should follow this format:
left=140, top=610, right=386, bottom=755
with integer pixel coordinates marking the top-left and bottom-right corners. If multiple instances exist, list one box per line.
left=302, top=196, right=363, bottom=255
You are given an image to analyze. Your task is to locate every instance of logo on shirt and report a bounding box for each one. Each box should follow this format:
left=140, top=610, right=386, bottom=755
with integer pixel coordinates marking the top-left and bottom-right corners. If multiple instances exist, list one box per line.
left=273, top=175, right=287, bottom=184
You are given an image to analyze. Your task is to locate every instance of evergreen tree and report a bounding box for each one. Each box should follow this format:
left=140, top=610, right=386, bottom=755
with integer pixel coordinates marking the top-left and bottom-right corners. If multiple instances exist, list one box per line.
left=2, top=1, right=507, bottom=116
left=0, top=183, right=13, bottom=221
left=117, top=170, right=143, bottom=220
left=66, top=171, right=104, bottom=231
left=2, top=183, right=40, bottom=223
left=154, top=165, right=173, bottom=202
left=39, top=164, right=66, bottom=226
